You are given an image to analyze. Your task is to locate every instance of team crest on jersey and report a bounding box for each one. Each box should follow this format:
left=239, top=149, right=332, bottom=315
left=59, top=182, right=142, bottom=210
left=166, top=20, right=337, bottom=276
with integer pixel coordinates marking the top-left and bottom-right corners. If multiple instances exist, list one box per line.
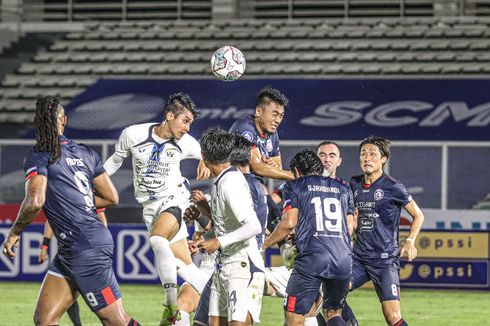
left=266, top=139, right=273, bottom=152
left=241, top=131, right=254, bottom=142
left=374, top=189, right=384, bottom=201
left=165, top=148, right=177, bottom=158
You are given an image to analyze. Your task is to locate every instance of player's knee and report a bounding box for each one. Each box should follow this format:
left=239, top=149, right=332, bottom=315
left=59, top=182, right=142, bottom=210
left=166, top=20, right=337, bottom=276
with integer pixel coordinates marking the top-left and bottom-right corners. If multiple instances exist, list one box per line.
left=33, top=309, right=60, bottom=326
left=149, top=235, right=170, bottom=251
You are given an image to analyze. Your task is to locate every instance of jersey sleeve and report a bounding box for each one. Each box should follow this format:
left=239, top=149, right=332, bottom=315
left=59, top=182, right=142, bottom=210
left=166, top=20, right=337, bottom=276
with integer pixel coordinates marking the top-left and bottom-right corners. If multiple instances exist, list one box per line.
left=270, top=133, right=280, bottom=157
left=181, top=134, right=201, bottom=160
left=281, top=181, right=298, bottom=214
left=229, top=119, right=256, bottom=145
left=346, top=187, right=355, bottom=215
left=23, top=150, right=49, bottom=181
left=392, top=181, right=413, bottom=207
left=114, top=127, right=132, bottom=158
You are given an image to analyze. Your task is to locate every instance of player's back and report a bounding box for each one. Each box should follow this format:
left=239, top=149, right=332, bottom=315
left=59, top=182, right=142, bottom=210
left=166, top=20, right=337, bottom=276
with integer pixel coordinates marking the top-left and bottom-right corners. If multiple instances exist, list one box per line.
left=243, top=173, right=267, bottom=249
left=24, top=136, right=112, bottom=258
left=283, top=175, right=353, bottom=279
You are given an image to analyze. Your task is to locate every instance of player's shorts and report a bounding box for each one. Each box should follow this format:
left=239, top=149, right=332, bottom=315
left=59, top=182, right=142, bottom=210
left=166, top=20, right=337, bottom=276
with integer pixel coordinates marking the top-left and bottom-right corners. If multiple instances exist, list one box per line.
left=194, top=277, right=213, bottom=325
left=350, top=259, right=400, bottom=302
left=141, top=192, right=190, bottom=244
left=265, top=266, right=291, bottom=297
left=47, top=248, right=121, bottom=312
left=285, top=268, right=349, bottom=314
left=209, top=260, right=265, bottom=324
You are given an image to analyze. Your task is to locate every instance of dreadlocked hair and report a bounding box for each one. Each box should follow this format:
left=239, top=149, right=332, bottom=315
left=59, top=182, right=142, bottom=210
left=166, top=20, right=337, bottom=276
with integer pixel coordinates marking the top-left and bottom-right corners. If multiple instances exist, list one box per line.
left=34, top=96, right=62, bottom=164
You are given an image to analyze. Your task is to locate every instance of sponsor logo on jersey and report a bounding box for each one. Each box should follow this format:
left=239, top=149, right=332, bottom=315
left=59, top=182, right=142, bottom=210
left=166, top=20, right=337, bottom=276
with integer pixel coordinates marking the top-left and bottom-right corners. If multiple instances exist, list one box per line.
left=241, top=131, right=254, bottom=142
left=266, top=139, right=273, bottom=152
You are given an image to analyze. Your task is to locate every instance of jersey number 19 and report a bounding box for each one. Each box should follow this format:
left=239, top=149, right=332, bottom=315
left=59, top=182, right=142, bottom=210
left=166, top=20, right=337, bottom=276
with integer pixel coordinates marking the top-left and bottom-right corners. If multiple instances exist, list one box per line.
left=311, top=197, right=342, bottom=235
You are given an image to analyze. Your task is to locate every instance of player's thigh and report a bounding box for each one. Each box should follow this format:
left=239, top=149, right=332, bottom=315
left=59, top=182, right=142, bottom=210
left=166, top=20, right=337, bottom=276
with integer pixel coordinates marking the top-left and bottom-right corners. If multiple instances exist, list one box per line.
left=152, top=208, right=181, bottom=239
left=284, top=269, right=322, bottom=315
left=170, top=237, right=193, bottom=265
left=95, top=298, right=130, bottom=326
left=350, top=259, right=370, bottom=290
left=285, top=310, right=306, bottom=326
left=178, top=283, right=200, bottom=312
left=35, top=272, right=78, bottom=324
left=366, top=265, right=401, bottom=302
left=322, top=277, right=349, bottom=316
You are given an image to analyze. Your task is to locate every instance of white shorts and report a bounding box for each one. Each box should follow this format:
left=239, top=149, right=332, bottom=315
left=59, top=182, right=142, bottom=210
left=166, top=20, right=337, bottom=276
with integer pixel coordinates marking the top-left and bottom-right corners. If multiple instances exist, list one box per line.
left=265, top=266, right=291, bottom=297
left=209, top=261, right=265, bottom=324
left=141, top=194, right=189, bottom=244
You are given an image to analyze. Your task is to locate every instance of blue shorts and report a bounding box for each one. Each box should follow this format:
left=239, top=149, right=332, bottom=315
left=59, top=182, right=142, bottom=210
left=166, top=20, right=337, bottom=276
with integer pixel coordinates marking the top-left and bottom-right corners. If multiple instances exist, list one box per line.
left=48, top=247, right=121, bottom=312
left=194, top=277, right=213, bottom=325
left=350, top=259, right=400, bottom=302
left=285, top=268, right=349, bottom=315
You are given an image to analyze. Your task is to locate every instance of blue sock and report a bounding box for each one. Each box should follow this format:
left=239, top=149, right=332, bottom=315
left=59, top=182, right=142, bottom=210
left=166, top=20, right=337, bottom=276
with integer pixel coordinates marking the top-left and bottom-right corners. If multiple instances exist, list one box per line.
left=327, top=316, right=347, bottom=326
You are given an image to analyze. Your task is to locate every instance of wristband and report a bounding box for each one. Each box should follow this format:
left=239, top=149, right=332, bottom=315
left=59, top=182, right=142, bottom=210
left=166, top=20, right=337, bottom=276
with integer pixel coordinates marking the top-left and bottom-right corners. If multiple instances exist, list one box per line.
left=405, top=238, right=415, bottom=243
left=197, top=215, right=210, bottom=229
left=41, top=245, right=49, bottom=250
left=96, top=208, right=106, bottom=213
left=41, top=237, right=51, bottom=248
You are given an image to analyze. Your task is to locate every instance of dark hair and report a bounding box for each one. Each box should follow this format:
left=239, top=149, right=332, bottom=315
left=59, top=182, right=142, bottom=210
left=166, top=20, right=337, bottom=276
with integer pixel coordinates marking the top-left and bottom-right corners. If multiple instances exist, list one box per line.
left=200, top=127, right=235, bottom=164
left=289, top=149, right=323, bottom=176
left=34, top=96, right=62, bottom=164
left=359, top=136, right=391, bottom=160
left=256, top=86, right=289, bottom=108
left=230, top=135, right=252, bottom=167
left=164, top=92, right=198, bottom=119
left=316, top=140, right=341, bottom=156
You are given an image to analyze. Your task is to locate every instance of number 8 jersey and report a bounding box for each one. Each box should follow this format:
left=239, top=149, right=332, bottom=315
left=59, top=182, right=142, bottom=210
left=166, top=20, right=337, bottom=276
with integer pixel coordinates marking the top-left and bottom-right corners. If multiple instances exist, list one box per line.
left=23, top=135, right=112, bottom=257
left=282, top=175, right=354, bottom=279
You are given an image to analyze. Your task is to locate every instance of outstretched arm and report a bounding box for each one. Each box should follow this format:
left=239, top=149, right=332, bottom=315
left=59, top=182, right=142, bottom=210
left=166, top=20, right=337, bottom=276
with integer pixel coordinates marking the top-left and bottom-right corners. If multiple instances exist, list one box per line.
left=3, top=175, right=47, bottom=259
left=249, top=148, right=294, bottom=180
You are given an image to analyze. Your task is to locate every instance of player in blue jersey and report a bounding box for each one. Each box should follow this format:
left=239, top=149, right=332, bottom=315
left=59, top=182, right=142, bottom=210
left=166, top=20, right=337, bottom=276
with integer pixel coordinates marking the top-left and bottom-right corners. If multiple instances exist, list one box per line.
left=1, top=96, right=140, bottom=326
left=229, top=86, right=293, bottom=181
left=264, top=149, right=354, bottom=326
left=350, top=136, right=425, bottom=326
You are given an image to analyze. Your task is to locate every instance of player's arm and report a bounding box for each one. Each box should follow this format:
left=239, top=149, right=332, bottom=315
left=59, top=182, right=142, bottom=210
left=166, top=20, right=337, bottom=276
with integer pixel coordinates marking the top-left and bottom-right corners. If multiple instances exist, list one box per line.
left=400, top=200, right=424, bottom=262
left=38, top=221, right=53, bottom=263
left=103, top=153, right=124, bottom=176
left=347, top=213, right=355, bottom=236
left=3, top=175, right=47, bottom=259
left=93, top=172, right=119, bottom=208
left=250, top=147, right=294, bottom=180
left=263, top=208, right=298, bottom=251
left=197, top=159, right=211, bottom=180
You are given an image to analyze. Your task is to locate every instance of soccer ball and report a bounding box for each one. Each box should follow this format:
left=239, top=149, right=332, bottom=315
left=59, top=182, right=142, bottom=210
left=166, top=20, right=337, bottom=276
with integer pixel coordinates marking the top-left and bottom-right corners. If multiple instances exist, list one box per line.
left=210, top=46, right=246, bottom=82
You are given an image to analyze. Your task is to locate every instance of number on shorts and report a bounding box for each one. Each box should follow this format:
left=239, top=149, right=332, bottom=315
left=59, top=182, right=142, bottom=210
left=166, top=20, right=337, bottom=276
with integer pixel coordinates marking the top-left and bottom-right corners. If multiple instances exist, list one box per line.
left=229, top=290, right=237, bottom=313
left=86, top=291, right=99, bottom=307
left=311, top=196, right=342, bottom=235
left=391, top=284, right=398, bottom=297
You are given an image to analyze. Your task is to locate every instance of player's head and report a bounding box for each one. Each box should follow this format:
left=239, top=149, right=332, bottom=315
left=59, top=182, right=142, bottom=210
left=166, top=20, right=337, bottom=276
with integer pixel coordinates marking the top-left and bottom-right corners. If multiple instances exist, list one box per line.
left=200, top=127, right=235, bottom=167
left=316, top=141, right=342, bottom=178
left=254, top=86, right=288, bottom=134
left=359, top=136, right=390, bottom=175
left=230, top=135, right=252, bottom=168
left=34, top=96, right=66, bottom=164
left=289, top=149, right=323, bottom=178
left=163, top=92, right=197, bottom=140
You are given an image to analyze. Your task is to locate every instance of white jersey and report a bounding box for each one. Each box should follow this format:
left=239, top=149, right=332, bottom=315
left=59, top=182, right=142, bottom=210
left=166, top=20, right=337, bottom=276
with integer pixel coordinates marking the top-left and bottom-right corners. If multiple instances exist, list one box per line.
left=114, top=122, right=201, bottom=203
left=211, top=167, right=264, bottom=270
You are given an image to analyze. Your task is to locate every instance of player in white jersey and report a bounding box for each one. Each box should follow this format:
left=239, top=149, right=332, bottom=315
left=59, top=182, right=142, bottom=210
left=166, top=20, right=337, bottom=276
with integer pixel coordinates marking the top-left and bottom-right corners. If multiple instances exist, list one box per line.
left=197, top=128, right=265, bottom=326
left=104, top=93, right=210, bottom=325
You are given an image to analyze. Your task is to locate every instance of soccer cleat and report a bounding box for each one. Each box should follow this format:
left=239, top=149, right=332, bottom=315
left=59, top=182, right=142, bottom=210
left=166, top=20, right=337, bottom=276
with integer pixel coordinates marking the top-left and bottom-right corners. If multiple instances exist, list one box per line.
left=160, top=304, right=180, bottom=326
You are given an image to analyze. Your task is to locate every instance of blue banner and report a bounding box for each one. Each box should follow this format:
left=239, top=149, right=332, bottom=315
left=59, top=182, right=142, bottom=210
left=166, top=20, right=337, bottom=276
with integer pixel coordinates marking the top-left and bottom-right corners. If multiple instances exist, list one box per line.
left=30, top=79, right=490, bottom=141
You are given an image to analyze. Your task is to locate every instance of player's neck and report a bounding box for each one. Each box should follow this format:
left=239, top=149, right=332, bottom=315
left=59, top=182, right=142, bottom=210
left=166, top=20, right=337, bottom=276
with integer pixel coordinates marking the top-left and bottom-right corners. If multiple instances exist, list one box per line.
left=253, top=117, right=266, bottom=136
left=211, top=163, right=232, bottom=178
left=363, top=170, right=383, bottom=184
left=235, top=165, right=251, bottom=174
left=155, top=123, right=172, bottom=140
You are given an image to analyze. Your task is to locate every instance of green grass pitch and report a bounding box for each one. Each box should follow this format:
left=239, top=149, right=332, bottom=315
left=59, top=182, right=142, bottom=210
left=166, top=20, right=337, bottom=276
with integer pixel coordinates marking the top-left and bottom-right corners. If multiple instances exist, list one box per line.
left=1, top=282, right=489, bottom=325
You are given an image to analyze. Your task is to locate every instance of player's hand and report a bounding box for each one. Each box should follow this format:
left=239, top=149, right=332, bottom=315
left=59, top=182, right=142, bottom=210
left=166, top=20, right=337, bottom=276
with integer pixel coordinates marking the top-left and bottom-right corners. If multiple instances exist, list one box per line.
left=187, top=239, right=199, bottom=255
left=261, top=156, right=279, bottom=167
left=400, top=238, right=417, bottom=262
left=2, top=233, right=20, bottom=259
left=39, top=247, right=48, bottom=263
left=183, top=205, right=201, bottom=223
left=198, top=238, right=220, bottom=253
left=197, top=160, right=211, bottom=180
left=191, top=190, right=211, bottom=216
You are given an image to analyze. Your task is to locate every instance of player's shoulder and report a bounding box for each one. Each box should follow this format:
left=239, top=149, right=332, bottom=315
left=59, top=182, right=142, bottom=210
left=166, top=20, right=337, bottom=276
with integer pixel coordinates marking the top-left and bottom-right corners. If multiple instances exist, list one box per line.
left=177, top=132, right=198, bottom=144
left=24, top=148, right=49, bottom=164
left=350, top=174, right=363, bottom=185
left=229, top=116, right=256, bottom=138
left=125, top=122, right=158, bottom=136
left=217, top=167, right=245, bottom=186
left=382, top=174, right=403, bottom=188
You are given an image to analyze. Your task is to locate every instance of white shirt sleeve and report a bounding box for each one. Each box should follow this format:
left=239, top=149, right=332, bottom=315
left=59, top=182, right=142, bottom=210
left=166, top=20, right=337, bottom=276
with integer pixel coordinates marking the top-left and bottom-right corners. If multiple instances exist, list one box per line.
left=114, top=127, right=132, bottom=159
left=181, top=134, right=201, bottom=160
left=103, top=153, right=124, bottom=176
left=217, top=173, right=261, bottom=248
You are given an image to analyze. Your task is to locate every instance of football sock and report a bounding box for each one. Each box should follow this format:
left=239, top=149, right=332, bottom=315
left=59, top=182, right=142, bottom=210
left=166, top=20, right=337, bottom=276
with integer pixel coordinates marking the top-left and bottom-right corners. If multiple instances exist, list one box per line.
left=341, top=301, right=358, bottom=326
left=177, top=261, right=209, bottom=294
left=127, top=318, right=141, bottom=326
left=66, top=301, right=82, bottom=326
left=316, top=313, right=328, bottom=326
left=394, top=319, right=408, bottom=326
left=150, top=236, right=177, bottom=306
left=304, top=316, right=319, bottom=326
left=174, top=311, right=190, bottom=325
left=327, top=316, right=347, bottom=326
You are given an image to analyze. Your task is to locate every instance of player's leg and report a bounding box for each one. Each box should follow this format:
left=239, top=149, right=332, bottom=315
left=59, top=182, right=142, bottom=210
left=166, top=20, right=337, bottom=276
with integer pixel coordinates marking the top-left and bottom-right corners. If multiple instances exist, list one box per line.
left=66, top=301, right=82, bottom=326
left=175, top=283, right=200, bottom=325
left=366, top=264, right=405, bottom=325
left=284, top=269, right=323, bottom=326
left=34, top=272, right=78, bottom=325
left=321, top=277, right=350, bottom=326
left=193, top=277, right=213, bottom=326
left=208, top=271, right=228, bottom=326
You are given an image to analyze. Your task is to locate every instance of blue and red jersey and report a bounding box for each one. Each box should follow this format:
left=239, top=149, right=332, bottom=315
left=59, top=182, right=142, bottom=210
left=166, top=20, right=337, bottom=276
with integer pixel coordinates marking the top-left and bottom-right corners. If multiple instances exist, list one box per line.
left=350, top=173, right=412, bottom=267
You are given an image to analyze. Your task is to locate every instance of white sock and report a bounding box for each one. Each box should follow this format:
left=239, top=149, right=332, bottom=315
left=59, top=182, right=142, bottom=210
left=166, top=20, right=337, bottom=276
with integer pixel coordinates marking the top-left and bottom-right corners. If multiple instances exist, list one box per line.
left=150, top=236, right=177, bottom=306
left=174, top=311, right=190, bottom=325
left=304, top=316, right=319, bottom=326
left=177, top=261, right=210, bottom=294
